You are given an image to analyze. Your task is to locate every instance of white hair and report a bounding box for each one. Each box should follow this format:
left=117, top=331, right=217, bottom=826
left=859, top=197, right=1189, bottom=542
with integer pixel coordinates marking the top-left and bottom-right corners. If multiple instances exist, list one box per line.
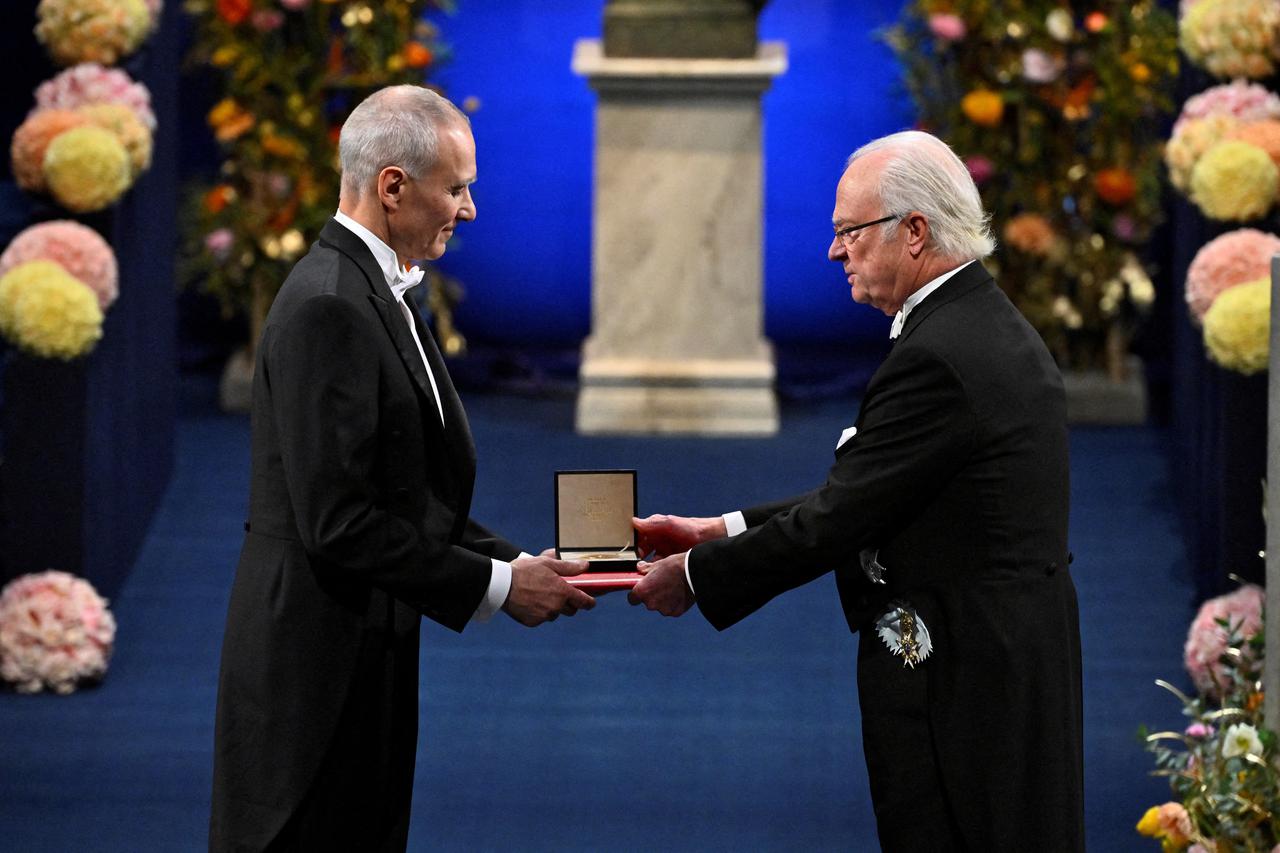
left=339, top=85, right=469, bottom=199
left=847, top=130, right=995, bottom=260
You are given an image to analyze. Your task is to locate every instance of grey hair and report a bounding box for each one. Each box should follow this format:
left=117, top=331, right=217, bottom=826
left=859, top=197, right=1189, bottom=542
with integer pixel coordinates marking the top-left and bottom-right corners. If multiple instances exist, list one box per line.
left=847, top=130, right=995, bottom=260
left=339, top=85, right=469, bottom=199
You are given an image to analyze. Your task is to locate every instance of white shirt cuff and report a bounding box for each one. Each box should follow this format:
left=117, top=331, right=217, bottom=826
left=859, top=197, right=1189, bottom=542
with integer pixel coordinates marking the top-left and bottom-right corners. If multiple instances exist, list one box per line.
left=683, top=550, right=695, bottom=598
left=723, top=511, right=747, bottom=536
left=472, top=557, right=514, bottom=622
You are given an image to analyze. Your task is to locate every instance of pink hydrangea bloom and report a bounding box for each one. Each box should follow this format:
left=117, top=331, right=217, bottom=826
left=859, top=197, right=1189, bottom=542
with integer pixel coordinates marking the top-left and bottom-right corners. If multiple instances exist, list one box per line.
left=1185, top=228, right=1280, bottom=322
left=0, top=570, right=115, bottom=694
left=0, top=221, right=118, bottom=310
left=1184, top=584, right=1264, bottom=696
left=34, top=63, right=155, bottom=132
left=1174, top=80, right=1280, bottom=137
left=927, top=13, right=967, bottom=42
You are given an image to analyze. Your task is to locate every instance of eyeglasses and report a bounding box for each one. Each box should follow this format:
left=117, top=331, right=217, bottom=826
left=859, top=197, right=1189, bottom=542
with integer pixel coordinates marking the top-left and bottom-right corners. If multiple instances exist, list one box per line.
left=833, top=214, right=899, bottom=250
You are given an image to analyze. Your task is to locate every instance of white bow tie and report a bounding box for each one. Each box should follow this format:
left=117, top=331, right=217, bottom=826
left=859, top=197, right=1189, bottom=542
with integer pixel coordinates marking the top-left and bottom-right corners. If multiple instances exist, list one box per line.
left=391, top=265, right=424, bottom=300
left=889, top=309, right=905, bottom=339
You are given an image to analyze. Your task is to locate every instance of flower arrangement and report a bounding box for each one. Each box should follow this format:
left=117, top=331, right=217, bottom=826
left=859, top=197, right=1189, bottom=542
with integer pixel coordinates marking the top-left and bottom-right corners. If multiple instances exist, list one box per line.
left=9, top=109, right=89, bottom=192
left=1230, top=119, right=1280, bottom=174
left=182, top=0, right=468, bottom=357
left=0, top=221, right=119, bottom=310
left=1141, top=584, right=1280, bottom=849
left=1189, top=140, right=1279, bottom=222
left=1202, top=277, right=1270, bottom=375
left=1179, top=0, right=1280, bottom=80
left=34, top=64, right=156, bottom=131
left=0, top=570, right=115, bottom=694
left=41, top=125, right=132, bottom=213
left=1185, top=229, right=1280, bottom=322
left=12, top=72, right=155, bottom=211
left=0, top=260, right=104, bottom=359
left=885, top=2, right=1178, bottom=375
left=35, top=0, right=152, bottom=67
left=1173, top=80, right=1280, bottom=136
left=77, top=103, right=153, bottom=177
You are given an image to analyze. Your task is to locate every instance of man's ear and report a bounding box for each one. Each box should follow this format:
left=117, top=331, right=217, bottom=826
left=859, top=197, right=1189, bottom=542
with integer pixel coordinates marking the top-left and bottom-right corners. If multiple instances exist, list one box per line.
left=903, top=212, right=929, bottom=258
left=378, top=166, right=408, bottom=211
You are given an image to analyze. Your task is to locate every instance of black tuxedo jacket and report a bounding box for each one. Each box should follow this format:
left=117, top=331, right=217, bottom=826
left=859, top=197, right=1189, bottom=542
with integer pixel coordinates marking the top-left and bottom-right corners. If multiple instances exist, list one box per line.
left=210, top=219, right=520, bottom=851
left=690, top=262, right=1083, bottom=851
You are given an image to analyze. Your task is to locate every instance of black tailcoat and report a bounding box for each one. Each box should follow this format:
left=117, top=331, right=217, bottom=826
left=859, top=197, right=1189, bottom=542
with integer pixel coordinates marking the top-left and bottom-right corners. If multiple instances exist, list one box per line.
left=690, top=262, right=1084, bottom=851
left=210, top=219, right=520, bottom=852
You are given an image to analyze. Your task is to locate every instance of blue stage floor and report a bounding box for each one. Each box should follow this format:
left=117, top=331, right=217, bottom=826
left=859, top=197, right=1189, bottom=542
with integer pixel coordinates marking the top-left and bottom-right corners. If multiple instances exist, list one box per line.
left=0, top=384, right=1195, bottom=851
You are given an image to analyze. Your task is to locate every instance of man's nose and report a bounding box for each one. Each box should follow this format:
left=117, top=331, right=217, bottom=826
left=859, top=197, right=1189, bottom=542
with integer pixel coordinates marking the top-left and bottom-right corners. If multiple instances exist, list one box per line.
left=828, top=235, right=845, bottom=262
left=459, top=189, right=476, bottom=221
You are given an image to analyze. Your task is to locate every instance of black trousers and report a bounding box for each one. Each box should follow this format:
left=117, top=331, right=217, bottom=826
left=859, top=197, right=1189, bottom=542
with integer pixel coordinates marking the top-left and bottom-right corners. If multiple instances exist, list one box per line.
left=266, top=630, right=419, bottom=853
left=857, top=635, right=965, bottom=853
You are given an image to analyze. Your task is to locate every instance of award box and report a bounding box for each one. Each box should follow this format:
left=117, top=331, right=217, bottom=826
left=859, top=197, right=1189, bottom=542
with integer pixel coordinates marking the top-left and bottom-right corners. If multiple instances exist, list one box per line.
left=555, top=469, right=642, bottom=591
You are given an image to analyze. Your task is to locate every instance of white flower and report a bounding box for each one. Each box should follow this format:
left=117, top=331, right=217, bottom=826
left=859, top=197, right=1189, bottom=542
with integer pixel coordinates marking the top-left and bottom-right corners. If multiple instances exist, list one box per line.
left=1046, top=9, right=1074, bottom=42
left=1222, top=722, right=1264, bottom=758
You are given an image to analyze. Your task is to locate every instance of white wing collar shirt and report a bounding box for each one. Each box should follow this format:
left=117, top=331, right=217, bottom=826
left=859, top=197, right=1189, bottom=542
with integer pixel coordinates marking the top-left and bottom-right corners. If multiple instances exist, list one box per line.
left=332, top=210, right=516, bottom=622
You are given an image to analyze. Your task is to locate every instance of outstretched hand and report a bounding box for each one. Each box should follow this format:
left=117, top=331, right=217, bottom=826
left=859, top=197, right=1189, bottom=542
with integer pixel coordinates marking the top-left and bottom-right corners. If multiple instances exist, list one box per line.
left=504, top=555, right=595, bottom=627
left=632, top=514, right=727, bottom=559
left=628, top=552, right=694, bottom=617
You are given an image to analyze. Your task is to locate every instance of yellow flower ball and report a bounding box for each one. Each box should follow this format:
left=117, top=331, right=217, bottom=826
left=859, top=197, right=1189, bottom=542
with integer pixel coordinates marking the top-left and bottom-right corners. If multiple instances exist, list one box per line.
left=35, top=0, right=151, bottom=67
left=1164, top=115, right=1239, bottom=191
left=961, top=90, right=1004, bottom=127
left=0, top=260, right=102, bottom=360
left=42, top=126, right=132, bottom=213
left=1190, top=140, right=1279, bottom=221
left=1203, top=276, right=1270, bottom=374
left=9, top=109, right=89, bottom=193
left=76, top=103, right=153, bottom=177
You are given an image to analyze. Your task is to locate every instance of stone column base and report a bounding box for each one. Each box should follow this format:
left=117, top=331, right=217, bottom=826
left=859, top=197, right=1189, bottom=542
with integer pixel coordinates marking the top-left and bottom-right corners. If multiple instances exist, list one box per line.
left=576, top=356, right=778, bottom=435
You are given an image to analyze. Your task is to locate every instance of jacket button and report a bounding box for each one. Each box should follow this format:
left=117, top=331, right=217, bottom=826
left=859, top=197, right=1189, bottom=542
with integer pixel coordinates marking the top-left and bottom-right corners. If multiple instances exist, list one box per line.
left=1045, top=562, right=1057, bottom=576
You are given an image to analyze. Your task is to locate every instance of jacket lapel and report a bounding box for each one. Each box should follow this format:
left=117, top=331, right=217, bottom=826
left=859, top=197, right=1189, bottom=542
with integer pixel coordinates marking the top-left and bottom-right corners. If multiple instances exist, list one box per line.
left=893, top=261, right=992, bottom=347
left=318, top=219, right=447, bottom=442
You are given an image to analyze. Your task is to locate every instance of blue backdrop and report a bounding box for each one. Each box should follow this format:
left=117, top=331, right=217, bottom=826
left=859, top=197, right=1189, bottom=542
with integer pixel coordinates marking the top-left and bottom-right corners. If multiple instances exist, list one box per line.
left=427, top=1, right=912, bottom=349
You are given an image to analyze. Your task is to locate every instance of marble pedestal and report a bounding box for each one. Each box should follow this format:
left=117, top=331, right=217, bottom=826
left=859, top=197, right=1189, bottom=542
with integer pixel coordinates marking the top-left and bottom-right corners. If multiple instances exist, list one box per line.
left=573, top=39, right=786, bottom=435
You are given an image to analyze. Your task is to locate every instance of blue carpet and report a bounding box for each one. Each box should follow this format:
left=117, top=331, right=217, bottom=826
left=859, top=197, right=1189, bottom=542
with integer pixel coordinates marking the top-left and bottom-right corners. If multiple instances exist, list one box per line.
left=0, top=383, right=1194, bottom=851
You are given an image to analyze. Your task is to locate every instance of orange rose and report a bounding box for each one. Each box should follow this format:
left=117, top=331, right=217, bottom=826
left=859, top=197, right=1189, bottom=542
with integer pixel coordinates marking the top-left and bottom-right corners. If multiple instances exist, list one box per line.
left=203, top=184, right=235, bottom=214
left=216, top=0, right=252, bottom=26
left=961, top=90, right=1004, bottom=127
left=1094, top=168, right=1137, bottom=206
left=403, top=42, right=433, bottom=69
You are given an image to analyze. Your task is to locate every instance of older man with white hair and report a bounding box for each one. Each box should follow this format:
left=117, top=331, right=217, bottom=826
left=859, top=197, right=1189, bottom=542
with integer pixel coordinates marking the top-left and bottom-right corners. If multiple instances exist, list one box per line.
left=631, top=130, right=1083, bottom=851
left=209, top=86, right=595, bottom=852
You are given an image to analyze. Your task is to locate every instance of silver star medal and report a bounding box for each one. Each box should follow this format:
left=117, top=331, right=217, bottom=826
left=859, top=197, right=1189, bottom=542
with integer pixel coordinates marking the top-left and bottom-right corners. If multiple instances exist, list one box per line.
left=875, top=601, right=932, bottom=668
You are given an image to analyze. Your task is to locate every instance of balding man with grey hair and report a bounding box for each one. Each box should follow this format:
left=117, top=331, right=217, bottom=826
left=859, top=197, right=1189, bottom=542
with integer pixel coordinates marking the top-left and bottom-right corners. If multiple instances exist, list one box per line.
left=631, top=130, right=1083, bottom=850
left=210, top=85, right=594, bottom=852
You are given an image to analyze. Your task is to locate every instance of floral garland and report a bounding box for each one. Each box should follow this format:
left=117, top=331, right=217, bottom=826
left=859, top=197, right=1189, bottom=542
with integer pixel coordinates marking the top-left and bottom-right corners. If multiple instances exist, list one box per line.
left=1167, top=10, right=1280, bottom=374
left=885, top=2, right=1177, bottom=375
left=181, top=0, right=468, bottom=356
left=1141, top=585, right=1280, bottom=849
